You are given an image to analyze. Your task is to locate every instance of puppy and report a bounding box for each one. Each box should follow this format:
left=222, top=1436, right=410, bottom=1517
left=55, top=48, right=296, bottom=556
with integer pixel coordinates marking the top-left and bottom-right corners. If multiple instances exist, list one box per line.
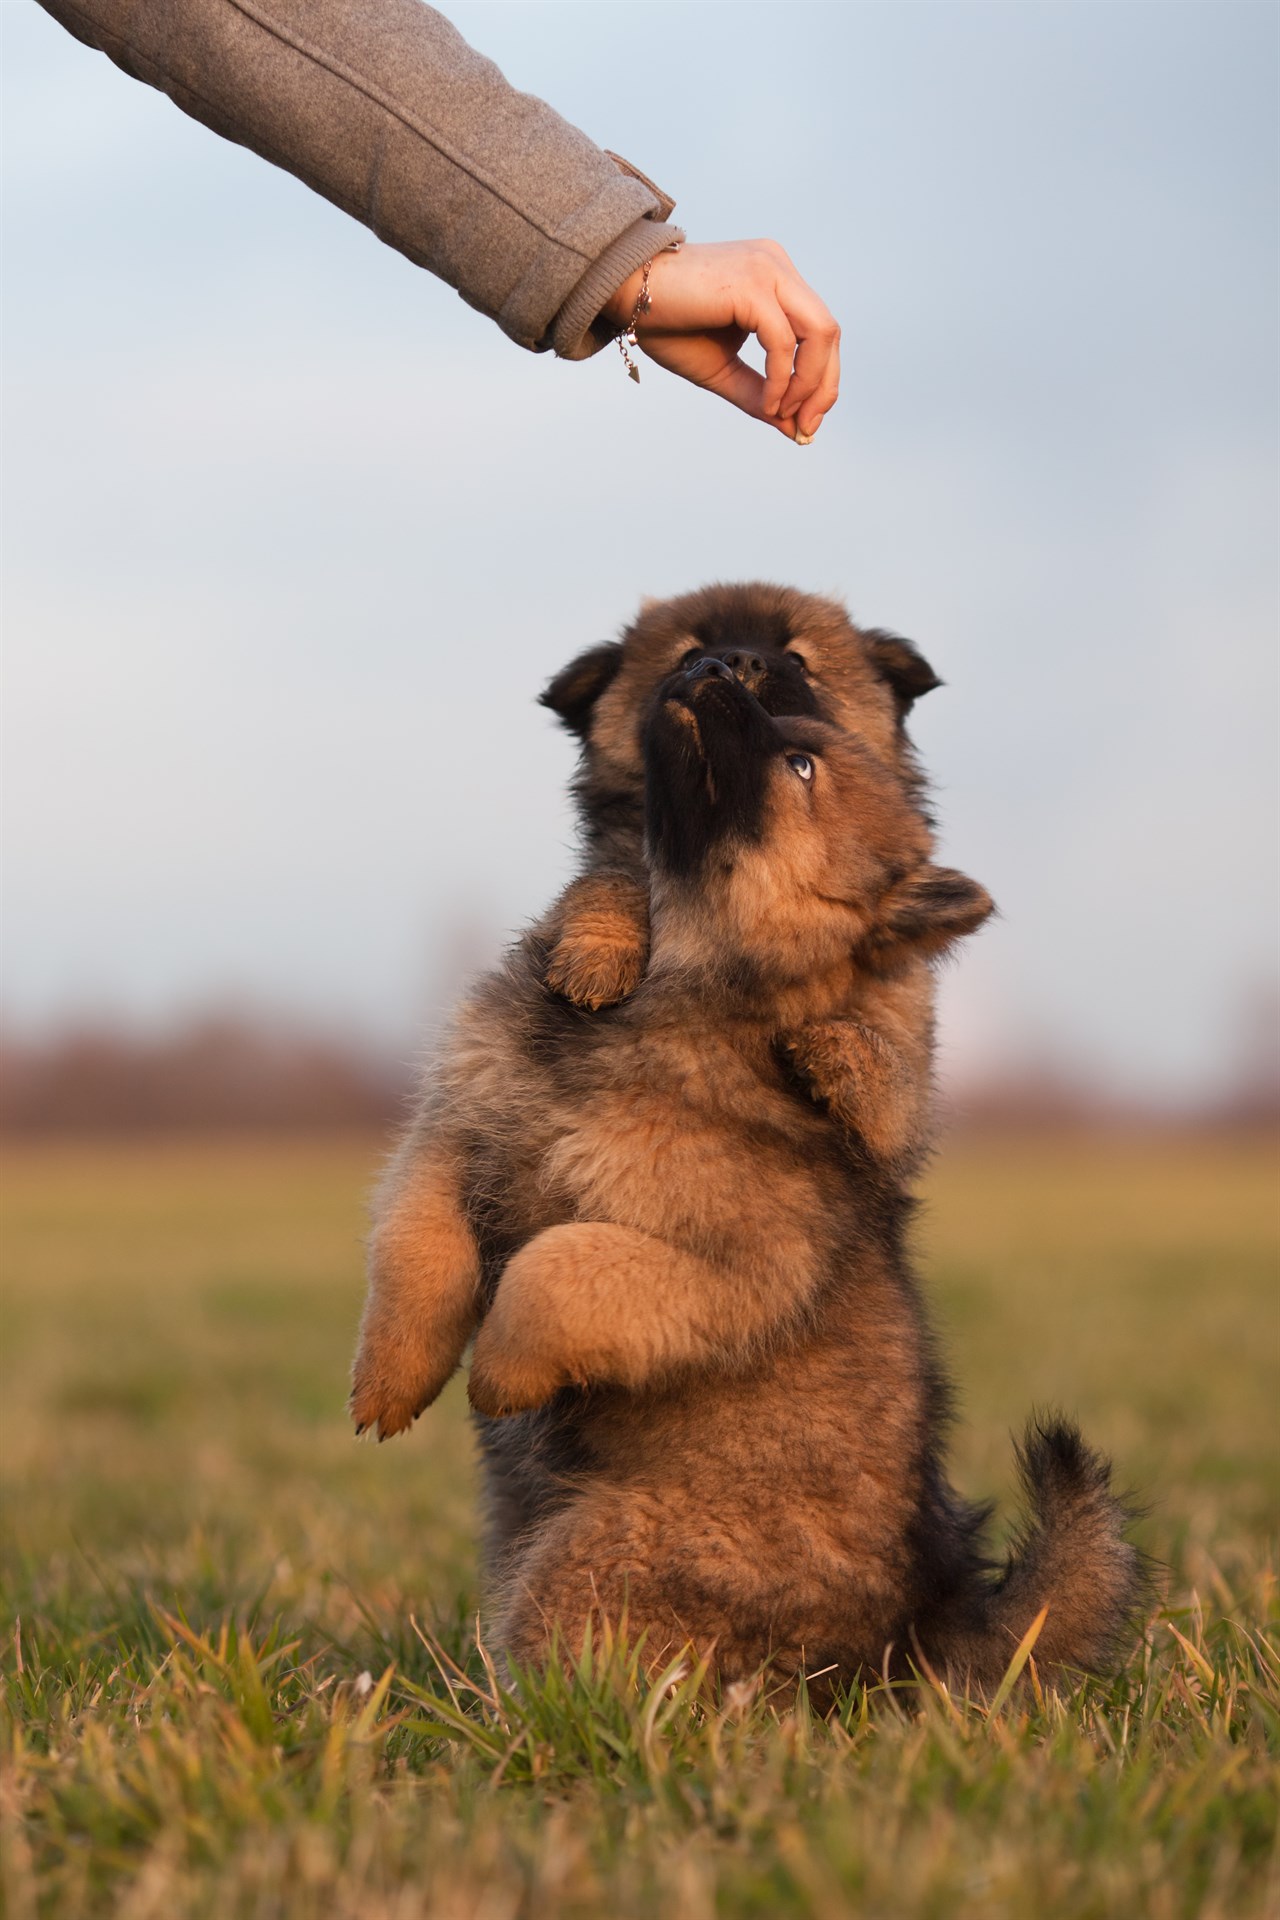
left=537, top=582, right=964, bottom=1173
left=351, top=660, right=1143, bottom=1694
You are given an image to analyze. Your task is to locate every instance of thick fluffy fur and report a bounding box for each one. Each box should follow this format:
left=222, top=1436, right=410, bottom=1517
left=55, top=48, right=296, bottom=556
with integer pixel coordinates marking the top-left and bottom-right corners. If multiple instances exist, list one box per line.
left=352, top=662, right=1143, bottom=1694
left=537, top=582, right=972, bottom=1174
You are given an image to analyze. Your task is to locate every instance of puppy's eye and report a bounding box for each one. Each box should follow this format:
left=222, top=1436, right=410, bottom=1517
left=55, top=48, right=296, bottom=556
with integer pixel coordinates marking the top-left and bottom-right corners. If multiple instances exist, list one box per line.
left=679, top=647, right=703, bottom=670
left=786, top=753, right=814, bottom=782
left=787, top=651, right=811, bottom=675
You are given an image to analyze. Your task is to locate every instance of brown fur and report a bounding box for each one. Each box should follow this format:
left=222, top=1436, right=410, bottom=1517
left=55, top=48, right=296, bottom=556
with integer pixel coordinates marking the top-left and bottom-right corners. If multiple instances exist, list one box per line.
left=350, top=1147, right=481, bottom=1440
left=352, top=661, right=1143, bottom=1696
left=543, top=872, right=650, bottom=1011
left=537, top=583, right=967, bottom=1176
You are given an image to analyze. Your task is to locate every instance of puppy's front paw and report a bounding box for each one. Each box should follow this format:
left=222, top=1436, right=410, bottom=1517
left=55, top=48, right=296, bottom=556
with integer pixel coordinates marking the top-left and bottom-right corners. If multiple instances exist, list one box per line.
left=779, top=1019, right=927, bottom=1167
left=466, top=1282, right=587, bottom=1420
left=349, top=1325, right=462, bottom=1442
left=545, top=926, right=645, bottom=1011
left=349, top=1377, right=422, bottom=1442
left=349, top=1355, right=425, bottom=1442
left=777, top=1022, right=853, bottom=1115
left=467, top=1326, right=579, bottom=1418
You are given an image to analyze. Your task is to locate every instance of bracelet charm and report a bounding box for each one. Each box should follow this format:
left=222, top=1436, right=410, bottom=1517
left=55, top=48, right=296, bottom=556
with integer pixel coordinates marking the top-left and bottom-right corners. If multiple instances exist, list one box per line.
left=617, top=243, right=680, bottom=383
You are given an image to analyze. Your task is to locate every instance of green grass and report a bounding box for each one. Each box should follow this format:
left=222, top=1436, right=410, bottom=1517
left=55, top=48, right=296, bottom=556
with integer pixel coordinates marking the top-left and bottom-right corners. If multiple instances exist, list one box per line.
left=2, top=1129, right=1277, bottom=1917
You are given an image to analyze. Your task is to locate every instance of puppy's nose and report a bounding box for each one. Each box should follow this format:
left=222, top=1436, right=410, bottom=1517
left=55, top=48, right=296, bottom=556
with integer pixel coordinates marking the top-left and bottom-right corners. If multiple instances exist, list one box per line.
left=721, top=650, right=767, bottom=691
left=685, top=656, right=736, bottom=684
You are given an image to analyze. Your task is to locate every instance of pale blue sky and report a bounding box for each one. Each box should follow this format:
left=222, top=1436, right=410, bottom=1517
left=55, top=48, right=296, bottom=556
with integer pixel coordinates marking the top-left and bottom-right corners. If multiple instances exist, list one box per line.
left=4, top=0, right=1277, bottom=1099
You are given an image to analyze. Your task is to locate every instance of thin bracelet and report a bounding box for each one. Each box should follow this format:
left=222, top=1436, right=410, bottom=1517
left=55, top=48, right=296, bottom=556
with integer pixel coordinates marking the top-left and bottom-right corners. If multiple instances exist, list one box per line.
left=617, top=242, right=680, bottom=383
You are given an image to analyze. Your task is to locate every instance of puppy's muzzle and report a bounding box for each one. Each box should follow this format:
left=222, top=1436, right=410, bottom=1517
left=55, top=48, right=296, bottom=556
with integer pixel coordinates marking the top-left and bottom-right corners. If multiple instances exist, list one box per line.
left=684, top=656, right=740, bottom=690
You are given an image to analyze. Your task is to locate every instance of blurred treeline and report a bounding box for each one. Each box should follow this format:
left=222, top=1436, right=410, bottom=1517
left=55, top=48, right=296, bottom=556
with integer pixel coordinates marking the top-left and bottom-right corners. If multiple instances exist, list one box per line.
left=0, top=1017, right=411, bottom=1135
left=2, top=1011, right=1277, bottom=1136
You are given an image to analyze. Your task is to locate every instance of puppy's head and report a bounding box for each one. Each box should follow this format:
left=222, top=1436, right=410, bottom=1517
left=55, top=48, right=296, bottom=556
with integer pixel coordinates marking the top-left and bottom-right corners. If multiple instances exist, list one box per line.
left=643, top=660, right=990, bottom=988
left=540, top=583, right=940, bottom=811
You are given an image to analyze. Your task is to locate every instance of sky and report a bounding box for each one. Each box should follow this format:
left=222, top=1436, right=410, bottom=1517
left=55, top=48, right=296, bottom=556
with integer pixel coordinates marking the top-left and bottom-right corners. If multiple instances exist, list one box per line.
left=3, top=0, right=1277, bottom=1101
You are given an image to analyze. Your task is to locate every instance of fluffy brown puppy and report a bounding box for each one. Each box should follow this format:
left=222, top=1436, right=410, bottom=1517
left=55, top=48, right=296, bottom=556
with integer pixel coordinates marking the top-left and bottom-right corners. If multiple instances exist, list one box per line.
left=351, top=661, right=1143, bottom=1695
left=538, top=582, right=955, bottom=1172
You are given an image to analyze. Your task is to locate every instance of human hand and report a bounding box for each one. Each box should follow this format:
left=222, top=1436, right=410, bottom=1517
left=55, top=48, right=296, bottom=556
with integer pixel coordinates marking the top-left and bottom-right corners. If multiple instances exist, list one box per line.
left=602, top=240, right=840, bottom=442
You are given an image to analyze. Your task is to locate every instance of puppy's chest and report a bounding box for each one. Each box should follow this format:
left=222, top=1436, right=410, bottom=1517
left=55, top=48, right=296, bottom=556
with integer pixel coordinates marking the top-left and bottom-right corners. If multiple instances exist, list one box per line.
left=540, top=1033, right=829, bottom=1244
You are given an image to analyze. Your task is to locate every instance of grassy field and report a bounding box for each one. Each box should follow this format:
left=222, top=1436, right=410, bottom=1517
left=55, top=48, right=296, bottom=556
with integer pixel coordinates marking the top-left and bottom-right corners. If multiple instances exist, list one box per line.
left=1, top=1129, right=1276, bottom=1917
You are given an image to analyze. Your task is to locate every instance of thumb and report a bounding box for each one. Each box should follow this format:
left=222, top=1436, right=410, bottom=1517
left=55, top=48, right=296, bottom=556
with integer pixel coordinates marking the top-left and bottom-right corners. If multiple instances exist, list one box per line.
left=703, top=356, right=801, bottom=439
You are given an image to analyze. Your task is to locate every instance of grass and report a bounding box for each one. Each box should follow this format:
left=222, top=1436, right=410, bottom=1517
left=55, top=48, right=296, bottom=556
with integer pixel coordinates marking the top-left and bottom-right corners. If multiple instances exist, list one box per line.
left=1, top=1127, right=1277, bottom=1916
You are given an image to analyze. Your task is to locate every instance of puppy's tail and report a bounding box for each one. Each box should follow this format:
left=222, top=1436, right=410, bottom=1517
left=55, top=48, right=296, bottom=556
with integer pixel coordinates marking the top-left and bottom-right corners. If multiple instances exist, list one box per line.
left=930, top=1416, right=1148, bottom=1687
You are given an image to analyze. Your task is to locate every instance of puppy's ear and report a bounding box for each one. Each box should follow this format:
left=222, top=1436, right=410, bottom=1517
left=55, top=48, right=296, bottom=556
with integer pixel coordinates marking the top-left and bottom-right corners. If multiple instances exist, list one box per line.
left=539, top=642, right=624, bottom=742
left=874, top=865, right=994, bottom=959
left=865, top=630, right=943, bottom=714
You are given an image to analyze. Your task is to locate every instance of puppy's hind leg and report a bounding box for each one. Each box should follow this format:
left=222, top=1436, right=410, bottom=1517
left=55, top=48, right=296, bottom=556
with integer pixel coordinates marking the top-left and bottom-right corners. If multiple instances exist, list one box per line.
left=494, top=1503, right=695, bottom=1680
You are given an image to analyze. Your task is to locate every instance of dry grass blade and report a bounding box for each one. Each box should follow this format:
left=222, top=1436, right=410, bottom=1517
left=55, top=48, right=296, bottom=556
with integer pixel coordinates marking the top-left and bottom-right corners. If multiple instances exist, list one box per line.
left=1165, top=1619, right=1218, bottom=1689
left=985, top=1606, right=1050, bottom=1718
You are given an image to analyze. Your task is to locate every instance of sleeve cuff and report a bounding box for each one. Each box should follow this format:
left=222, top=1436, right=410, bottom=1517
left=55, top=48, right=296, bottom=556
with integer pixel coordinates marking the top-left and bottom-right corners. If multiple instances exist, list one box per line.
left=550, top=218, right=685, bottom=362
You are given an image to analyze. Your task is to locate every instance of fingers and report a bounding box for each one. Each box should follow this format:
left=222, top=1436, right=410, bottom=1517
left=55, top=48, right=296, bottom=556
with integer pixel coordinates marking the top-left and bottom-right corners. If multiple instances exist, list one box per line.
left=771, top=277, right=841, bottom=436
left=701, top=352, right=799, bottom=438
left=741, top=254, right=839, bottom=436
left=636, top=327, right=795, bottom=436
left=780, top=320, right=841, bottom=437
left=754, top=300, right=799, bottom=420
left=755, top=297, right=839, bottom=437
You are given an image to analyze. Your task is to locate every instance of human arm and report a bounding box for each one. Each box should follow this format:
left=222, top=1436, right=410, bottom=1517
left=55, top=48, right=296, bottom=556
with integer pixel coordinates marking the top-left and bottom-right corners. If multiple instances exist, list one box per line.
left=36, top=1, right=841, bottom=434
left=34, top=0, right=680, bottom=357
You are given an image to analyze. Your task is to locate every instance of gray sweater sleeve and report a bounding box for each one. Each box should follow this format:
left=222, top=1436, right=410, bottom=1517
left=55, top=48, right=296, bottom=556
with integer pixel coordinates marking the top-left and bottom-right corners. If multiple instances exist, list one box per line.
left=34, top=0, right=684, bottom=358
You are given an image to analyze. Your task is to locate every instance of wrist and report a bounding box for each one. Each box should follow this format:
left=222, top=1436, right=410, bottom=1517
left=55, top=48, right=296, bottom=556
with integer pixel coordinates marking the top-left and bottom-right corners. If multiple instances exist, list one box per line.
left=601, top=243, right=683, bottom=332
left=601, top=266, right=646, bottom=328
left=551, top=222, right=684, bottom=361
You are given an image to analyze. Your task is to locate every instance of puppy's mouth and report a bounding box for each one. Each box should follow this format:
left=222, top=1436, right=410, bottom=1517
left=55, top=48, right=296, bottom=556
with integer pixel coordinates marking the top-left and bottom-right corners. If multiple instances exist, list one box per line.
left=653, top=662, right=766, bottom=783
left=662, top=657, right=756, bottom=729
left=688, top=647, right=822, bottom=721
left=634, top=652, right=824, bottom=776
left=644, top=665, right=780, bottom=879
